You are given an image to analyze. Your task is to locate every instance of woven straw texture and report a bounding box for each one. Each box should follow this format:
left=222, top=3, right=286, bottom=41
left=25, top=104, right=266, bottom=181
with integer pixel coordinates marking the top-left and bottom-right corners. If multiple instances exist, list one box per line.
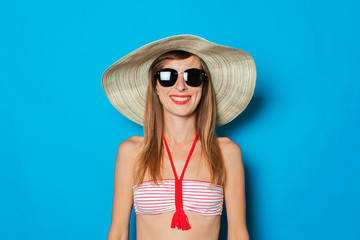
left=102, top=35, right=256, bottom=126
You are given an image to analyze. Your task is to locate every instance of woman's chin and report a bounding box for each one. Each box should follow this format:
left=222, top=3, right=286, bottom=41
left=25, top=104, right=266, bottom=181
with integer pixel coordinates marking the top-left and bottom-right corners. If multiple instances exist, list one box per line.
left=164, top=108, right=197, bottom=119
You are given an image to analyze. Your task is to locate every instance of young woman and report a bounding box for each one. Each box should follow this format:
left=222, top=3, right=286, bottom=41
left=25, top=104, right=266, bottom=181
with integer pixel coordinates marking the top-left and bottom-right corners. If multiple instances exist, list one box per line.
left=102, top=35, right=256, bottom=240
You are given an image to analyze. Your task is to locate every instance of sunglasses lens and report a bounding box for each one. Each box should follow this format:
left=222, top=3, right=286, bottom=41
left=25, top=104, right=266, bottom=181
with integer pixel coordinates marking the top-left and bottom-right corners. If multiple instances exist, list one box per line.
left=185, top=69, right=206, bottom=87
left=156, top=69, right=177, bottom=86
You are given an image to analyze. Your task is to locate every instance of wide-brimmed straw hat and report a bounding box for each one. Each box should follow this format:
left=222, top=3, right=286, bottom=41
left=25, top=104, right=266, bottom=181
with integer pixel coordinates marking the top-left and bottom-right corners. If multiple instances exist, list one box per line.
left=102, top=34, right=256, bottom=126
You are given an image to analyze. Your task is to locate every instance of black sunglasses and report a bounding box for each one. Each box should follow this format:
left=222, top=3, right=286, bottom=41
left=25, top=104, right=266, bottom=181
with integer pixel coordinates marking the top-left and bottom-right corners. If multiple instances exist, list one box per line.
left=155, top=68, right=207, bottom=87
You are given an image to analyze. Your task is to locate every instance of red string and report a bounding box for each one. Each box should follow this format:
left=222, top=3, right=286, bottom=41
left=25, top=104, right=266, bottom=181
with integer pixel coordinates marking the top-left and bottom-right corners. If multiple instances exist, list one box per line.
left=163, top=132, right=199, bottom=230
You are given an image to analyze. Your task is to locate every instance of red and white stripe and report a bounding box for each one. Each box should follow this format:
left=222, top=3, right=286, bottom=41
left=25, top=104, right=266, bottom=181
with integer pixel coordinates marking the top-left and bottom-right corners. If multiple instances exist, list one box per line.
left=133, top=179, right=224, bottom=215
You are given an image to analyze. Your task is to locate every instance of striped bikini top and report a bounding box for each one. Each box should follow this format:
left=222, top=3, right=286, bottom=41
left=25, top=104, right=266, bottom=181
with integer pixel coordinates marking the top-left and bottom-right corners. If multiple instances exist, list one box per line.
left=133, top=179, right=224, bottom=214
left=133, top=133, right=224, bottom=230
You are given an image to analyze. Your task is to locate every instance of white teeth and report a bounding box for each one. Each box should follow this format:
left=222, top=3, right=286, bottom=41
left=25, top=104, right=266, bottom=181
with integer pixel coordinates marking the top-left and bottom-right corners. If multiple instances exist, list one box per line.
left=171, top=96, right=190, bottom=101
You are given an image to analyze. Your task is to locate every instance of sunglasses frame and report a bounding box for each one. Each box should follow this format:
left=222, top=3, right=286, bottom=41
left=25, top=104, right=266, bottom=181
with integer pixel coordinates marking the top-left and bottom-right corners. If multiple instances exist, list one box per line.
left=155, top=68, right=207, bottom=87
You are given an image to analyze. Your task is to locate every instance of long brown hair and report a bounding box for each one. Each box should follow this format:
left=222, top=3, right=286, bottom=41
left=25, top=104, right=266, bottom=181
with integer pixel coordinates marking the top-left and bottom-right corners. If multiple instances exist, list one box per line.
left=135, top=50, right=225, bottom=186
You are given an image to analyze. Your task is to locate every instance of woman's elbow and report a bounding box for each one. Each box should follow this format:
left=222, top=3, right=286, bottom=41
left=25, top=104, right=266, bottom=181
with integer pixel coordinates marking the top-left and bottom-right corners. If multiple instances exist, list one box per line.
left=108, top=229, right=128, bottom=240
left=228, top=229, right=249, bottom=240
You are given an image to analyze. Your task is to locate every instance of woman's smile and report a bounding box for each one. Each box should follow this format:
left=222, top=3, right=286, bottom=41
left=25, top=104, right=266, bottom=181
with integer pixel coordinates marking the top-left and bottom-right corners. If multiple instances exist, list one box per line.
left=170, top=95, right=191, bottom=105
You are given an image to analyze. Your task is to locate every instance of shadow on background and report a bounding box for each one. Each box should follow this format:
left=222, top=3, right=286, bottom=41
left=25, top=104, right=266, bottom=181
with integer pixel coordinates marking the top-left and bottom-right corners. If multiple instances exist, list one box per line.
left=217, top=93, right=264, bottom=136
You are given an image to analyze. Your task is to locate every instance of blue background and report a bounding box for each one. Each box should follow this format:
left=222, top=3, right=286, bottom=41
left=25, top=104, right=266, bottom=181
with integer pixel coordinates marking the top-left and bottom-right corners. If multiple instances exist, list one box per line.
left=1, top=0, right=359, bottom=239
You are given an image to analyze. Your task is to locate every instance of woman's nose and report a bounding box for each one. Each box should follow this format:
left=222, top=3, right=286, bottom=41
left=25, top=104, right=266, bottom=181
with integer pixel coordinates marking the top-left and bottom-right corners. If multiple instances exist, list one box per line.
left=174, top=73, right=187, bottom=91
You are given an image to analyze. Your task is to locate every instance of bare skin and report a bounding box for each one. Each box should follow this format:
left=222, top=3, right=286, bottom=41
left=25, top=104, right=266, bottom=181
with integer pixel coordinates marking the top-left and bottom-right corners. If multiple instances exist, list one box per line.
left=108, top=56, right=249, bottom=240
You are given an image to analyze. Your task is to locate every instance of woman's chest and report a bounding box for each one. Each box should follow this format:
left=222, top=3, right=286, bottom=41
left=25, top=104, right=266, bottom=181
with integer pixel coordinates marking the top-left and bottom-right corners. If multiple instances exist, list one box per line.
left=161, top=150, right=211, bottom=180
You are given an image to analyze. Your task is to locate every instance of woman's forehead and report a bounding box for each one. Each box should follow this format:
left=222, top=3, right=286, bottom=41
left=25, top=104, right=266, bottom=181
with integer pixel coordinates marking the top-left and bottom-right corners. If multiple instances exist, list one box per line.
left=162, top=56, right=202, bottom=70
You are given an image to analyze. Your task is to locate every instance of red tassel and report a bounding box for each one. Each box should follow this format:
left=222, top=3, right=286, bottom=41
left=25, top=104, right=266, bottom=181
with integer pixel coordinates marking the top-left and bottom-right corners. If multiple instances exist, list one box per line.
left=171, top=209, right=179, bottom=228
left=171, top=208, right=191, bottom=230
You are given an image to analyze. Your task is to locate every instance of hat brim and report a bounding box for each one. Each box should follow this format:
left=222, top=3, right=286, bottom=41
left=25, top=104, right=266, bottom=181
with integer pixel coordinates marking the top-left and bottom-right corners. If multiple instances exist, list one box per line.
left=102, top=34, right=256, bottom=126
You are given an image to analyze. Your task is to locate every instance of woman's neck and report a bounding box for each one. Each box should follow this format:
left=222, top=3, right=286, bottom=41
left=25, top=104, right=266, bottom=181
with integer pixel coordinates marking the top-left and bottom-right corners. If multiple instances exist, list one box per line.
left=162, top=113, right=197, bottom=144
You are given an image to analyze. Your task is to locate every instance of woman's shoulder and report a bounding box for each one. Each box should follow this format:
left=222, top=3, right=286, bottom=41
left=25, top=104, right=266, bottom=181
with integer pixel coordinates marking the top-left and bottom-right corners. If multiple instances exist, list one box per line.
left=217, top=137, right=241, bottom=151
left=217, top=137, right=243, bottom=164
left=116, top=136, right=144, bottom=164
left=119, top=135, right=144, bottom=148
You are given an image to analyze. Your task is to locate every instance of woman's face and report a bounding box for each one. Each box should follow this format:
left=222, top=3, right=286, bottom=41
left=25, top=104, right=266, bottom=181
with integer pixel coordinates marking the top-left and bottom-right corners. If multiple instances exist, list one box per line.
left=156, top=55, right=203, bottom=120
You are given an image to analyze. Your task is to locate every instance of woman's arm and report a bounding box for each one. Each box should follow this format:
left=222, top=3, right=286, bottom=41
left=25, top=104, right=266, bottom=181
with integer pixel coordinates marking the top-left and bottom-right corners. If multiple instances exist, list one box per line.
left=221, top=138, right=249, bottom=240
left=108, top=137, right=140, bottom=240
